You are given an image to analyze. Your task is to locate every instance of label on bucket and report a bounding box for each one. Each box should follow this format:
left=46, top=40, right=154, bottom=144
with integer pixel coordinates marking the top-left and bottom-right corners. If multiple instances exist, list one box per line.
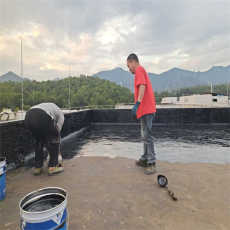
left=21, top=208, right=67, bottom=230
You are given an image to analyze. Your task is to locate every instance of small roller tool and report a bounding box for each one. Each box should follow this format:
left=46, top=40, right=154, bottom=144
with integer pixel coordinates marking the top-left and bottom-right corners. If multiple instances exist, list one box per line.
left=157, top=174, right=178, bottom=201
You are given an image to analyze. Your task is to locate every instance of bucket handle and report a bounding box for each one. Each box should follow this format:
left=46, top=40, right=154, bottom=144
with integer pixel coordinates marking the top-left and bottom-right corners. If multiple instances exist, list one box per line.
left=53, top=219, right=67, bottom=230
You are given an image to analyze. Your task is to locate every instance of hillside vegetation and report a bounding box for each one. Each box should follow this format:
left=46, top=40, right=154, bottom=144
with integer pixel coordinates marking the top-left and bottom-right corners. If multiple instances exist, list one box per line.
left=1, top=74, right=229, bottom=111
left=0, top=76, right=133, bottom=111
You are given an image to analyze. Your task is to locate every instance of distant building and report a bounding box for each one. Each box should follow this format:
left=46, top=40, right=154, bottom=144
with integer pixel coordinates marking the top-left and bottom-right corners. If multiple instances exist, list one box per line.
left=161, top=97, right=178, bottom=104
left=161, top=94, right=229, bottom=106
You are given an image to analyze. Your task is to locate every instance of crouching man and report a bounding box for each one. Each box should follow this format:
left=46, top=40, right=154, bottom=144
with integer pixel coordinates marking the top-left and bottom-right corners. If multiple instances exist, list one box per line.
left=25, top=103, right=64, bottom=176
left=127, top=53, right=157, bottom=175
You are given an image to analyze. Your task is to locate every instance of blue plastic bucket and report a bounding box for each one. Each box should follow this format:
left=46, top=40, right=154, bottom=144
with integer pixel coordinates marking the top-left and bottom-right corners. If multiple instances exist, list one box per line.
left=0, top=157, right=6, bottom=200
left=19, top=187, right=68, bottom=230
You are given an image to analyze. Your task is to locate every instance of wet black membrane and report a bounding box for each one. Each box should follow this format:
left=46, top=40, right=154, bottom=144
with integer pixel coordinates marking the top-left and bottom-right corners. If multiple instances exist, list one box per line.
left=89, top=124, right=230, bottom=146
left=61, top=124, right=230, bottom=160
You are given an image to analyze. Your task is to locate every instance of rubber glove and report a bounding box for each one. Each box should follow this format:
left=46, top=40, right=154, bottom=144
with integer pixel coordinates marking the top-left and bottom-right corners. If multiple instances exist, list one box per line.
left=131, top=101, right=140, bottom=119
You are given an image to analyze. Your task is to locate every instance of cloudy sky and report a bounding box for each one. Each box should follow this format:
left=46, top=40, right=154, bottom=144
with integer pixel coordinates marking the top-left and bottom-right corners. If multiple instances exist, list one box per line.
left=0, top=0, right=230, bottom=80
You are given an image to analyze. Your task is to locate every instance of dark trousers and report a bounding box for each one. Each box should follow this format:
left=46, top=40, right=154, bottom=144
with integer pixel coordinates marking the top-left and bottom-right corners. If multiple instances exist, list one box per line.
left=140, top=113, right=156, bottom=164
left=25, top=108, right=61, bottom=168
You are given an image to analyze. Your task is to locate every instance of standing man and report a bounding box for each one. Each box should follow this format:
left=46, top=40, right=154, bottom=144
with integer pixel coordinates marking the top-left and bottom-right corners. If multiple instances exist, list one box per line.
left=25, top=103, right=64, bottom=176
left=127, top=53, right=157, bottom=175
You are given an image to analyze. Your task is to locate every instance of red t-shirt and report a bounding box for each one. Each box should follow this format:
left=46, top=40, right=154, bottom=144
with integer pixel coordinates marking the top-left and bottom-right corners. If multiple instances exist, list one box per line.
left=134, top=65, right=156, bottom=119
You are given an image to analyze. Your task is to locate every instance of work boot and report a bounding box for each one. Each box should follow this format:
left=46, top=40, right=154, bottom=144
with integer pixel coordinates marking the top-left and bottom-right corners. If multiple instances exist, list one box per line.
left=33, top=168, right=42, bottom=176
left=136, top=159, right=147, bottom=168
left=144, top=163, right=156, bottom=175
left=48, top=165, right=64, bottom=176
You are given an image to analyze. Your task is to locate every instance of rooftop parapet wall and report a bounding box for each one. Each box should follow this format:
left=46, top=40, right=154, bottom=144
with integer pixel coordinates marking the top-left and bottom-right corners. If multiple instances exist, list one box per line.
left=1, top=108, right=230, bottom=166
left=92, top=108, right=230, bottom=124
left=156, top=107, right=230, bottom=124
left=0, top=110, right=92, bottom=166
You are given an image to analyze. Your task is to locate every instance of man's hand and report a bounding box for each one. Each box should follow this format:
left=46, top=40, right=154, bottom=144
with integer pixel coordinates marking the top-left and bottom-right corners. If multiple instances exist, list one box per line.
left=132, top=101, right=140, bottom=119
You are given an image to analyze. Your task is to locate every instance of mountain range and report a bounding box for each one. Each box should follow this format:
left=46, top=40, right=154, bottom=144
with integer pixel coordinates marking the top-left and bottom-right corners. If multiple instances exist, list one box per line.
left=0, top=71, right=26, bottom=83
left=1, top=65, right=230, bottom=92
left=94, top=65, right=230, bottom=92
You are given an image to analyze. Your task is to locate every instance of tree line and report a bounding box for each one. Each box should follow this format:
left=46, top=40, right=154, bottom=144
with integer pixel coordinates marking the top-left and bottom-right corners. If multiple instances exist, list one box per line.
left=0, top=76, right=133, bottom=111
left=1, top=75, right=229, bottom=111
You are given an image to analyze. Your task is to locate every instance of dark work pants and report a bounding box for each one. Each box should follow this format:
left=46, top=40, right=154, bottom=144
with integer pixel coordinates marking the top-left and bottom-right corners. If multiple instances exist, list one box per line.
left=140, top=113, right=156, bottom=164
left=25, top=108, right=61, bottom=168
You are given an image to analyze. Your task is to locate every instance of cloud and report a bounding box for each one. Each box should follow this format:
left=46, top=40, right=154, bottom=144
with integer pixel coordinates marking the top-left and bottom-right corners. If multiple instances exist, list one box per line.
left=0, top=0, right=230, bottom=79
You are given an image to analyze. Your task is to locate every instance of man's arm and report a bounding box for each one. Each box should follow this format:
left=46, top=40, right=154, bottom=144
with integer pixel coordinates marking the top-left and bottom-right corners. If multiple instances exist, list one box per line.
left=131, top=84, right=146, bottom=119
left=137, top=84, right=146, bottom=102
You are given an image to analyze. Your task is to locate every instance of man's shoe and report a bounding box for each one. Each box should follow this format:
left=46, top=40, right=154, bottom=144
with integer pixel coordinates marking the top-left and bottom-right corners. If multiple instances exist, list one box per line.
left=136, top=159, right=148, bottom=168
left=33, top=168, right=42, bottom=176
left=144, top=163, right=156, bottom=175
left=48, top=165, right=64, bottom=176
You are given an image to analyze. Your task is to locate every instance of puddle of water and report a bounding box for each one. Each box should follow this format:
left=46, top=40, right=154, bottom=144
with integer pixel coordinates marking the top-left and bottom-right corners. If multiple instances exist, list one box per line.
left=61, top=125, right=230, bottom=164
left=79, top=140, right=230, bottom=164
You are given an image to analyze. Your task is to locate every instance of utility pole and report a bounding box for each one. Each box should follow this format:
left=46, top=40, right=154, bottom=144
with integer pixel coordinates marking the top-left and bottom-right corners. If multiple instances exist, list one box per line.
left=227, top=84, right=229, bottom=104
left=68, top=65, right=71, bottom=109
left=20, top=38, right=24, bottom=115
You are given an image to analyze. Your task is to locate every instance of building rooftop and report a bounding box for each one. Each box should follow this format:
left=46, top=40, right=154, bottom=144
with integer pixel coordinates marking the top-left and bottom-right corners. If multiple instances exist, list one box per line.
left=1, top=123, right=230, bottom=229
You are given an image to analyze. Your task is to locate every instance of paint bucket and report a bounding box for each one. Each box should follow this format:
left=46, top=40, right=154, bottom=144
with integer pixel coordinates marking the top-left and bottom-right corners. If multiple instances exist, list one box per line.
left=0, top=157, right=6, bottom=200
left=19, top=187, right=68, bottom=230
